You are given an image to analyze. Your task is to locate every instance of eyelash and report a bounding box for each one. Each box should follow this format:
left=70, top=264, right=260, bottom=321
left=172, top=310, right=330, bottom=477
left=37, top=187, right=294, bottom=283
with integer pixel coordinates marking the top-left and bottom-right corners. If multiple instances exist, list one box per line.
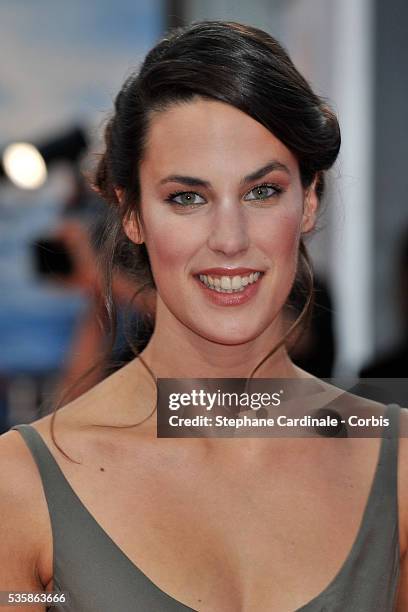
left=164, top=183, right=284, bottom=208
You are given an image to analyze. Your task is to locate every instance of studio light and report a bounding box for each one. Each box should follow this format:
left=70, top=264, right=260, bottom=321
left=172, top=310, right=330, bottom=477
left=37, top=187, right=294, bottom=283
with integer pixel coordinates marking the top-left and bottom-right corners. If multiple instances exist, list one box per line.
left=0, top=126, right=88, bottom=190
left=2, top=143, right=47, bottom=189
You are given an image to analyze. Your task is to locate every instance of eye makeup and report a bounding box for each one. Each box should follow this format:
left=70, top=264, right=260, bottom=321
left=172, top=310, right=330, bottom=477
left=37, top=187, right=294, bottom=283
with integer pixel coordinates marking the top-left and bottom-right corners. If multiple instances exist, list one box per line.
left=164, top=182, right=285, bottom=208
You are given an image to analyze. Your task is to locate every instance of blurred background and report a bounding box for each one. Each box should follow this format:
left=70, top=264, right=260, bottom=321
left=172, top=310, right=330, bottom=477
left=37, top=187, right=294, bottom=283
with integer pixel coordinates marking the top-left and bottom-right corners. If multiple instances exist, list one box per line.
left=0, top=0, right=407, bottom=431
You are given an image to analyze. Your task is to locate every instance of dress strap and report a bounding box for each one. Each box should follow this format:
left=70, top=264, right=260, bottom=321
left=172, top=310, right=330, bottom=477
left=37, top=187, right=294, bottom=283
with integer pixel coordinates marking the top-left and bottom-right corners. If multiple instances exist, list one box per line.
left=375, top=403, right=400, bottom=503
left=11, top=423, right=77, bottom=522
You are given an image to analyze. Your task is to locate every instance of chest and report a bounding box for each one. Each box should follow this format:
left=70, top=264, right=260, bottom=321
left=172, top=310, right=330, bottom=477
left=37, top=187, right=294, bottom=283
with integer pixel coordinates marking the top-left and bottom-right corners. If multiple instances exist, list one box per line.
left=41, top=437, right=384, bottom=610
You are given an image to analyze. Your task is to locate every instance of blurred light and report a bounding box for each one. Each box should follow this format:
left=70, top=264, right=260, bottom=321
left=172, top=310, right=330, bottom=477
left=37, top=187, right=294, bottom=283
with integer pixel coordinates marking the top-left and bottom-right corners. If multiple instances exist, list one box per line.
left=0, top=127, right=87, bottom=190
left=2, top=143, right=47, bottom=189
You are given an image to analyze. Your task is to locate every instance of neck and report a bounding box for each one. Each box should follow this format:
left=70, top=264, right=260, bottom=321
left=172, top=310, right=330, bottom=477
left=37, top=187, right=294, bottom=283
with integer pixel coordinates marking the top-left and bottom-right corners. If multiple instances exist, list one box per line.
left=139, top=303, right=300, bottom=380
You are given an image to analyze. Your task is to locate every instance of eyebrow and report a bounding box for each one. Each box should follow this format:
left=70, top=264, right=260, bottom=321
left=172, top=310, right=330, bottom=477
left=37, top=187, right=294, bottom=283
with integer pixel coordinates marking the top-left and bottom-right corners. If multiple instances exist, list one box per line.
left=158, top=160, right=291, bottom=189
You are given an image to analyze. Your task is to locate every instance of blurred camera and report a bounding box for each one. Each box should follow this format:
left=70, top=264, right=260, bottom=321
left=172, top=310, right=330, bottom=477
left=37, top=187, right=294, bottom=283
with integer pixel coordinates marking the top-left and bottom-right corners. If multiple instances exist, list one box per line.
left=32, top=238, right=74, bottom=278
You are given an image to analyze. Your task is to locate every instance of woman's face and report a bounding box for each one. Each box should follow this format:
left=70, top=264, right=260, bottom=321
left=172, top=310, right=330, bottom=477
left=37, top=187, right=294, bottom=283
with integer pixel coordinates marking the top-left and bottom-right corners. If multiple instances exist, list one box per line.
left=125, top=98, right=317, bottom=346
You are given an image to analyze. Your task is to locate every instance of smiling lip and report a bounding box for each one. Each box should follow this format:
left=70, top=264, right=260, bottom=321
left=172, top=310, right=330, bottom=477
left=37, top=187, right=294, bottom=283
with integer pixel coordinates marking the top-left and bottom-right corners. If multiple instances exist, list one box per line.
left=195, top=267, right=262, bottom=276
left=194, top=269, right=264, bottom=307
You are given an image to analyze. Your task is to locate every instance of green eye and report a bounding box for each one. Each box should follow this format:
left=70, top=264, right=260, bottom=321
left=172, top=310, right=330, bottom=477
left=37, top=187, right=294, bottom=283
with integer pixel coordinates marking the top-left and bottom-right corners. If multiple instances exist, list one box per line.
left=244, top=184, right=280, bottom=201
left=167, top=191, right=206, bottom=206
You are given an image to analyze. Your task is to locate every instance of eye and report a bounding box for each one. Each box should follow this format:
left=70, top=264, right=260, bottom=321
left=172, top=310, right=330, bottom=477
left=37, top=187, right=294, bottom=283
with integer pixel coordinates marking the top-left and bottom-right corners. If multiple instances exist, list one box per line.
left=243, top=183, right=282, bottom=202
left=165, top=191, right=206, bottom=207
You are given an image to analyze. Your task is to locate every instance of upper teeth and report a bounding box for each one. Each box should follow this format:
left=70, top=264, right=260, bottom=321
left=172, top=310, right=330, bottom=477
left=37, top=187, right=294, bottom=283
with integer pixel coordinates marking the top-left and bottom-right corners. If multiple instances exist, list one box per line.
left=198, top=272, right=261, bottom=292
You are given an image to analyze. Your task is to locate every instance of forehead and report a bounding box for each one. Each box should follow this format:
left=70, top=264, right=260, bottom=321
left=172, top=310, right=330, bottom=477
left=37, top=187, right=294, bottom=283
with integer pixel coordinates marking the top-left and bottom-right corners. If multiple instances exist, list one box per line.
left=140, top=98, right=299, bottom=180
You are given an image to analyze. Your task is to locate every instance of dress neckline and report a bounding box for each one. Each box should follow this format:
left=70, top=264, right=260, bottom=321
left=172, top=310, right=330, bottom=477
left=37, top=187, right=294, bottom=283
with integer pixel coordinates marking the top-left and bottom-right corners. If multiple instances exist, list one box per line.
left=18, top=412, right=392, bottom=612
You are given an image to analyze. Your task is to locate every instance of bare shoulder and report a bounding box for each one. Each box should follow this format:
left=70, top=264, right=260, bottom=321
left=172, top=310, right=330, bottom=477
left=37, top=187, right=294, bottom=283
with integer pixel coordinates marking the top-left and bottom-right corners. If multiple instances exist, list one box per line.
left=395, top=407, right=408, bottom=553
left=0, top=425, right=48, bottom=524
left=0, top=358, right=154, bottom=591
left=0, top=427, right=51, bottom=591
left=25, top=357, right=156, bottom=465
left=49, top=356, right=156, bottom=429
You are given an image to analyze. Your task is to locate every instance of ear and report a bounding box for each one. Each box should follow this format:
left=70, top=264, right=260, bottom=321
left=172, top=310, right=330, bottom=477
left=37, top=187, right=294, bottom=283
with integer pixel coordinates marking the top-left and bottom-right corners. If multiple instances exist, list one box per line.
left=301, top=176, right=319, bottom=234
left=123, top=211, right=144, bottom=244
left=115, top=187, right=144, bottom=244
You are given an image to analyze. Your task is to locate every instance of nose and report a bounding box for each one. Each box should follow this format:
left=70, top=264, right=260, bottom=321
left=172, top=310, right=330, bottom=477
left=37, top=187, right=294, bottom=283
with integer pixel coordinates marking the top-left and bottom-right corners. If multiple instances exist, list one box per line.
left=207, top=202, right=250, bottom=257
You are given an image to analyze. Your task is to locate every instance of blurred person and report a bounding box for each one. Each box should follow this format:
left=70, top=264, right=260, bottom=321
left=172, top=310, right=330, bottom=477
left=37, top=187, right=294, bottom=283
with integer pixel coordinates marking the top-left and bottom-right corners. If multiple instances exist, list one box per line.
left=49, top=218, right=155, bottom=401
left=0, top=21, right=407, bottom=612
left=360, top=227, right=408, bottom=378
left=30, top=166, right=155, bottom=405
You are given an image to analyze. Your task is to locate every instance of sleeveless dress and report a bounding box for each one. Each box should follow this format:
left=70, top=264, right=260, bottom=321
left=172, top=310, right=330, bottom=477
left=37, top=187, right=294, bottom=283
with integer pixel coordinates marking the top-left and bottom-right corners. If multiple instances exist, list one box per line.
left=11, top=403, right=401, bottom=611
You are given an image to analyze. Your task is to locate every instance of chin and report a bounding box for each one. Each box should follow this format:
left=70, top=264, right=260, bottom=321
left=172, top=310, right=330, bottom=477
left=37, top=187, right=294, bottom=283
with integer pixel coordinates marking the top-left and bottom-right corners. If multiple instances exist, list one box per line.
left=191, top=320, right=271, bottom=347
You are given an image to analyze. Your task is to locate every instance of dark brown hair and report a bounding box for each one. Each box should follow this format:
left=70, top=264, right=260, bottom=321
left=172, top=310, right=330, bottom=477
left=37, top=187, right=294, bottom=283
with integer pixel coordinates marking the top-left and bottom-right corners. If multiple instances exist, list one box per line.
left=50, top=20, right=341, bottom=457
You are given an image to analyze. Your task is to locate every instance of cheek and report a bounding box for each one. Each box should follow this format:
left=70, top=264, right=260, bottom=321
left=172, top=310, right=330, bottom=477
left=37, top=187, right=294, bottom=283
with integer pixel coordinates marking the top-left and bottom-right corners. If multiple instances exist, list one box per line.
left=258, top=210, right=302, bottom=261
left=143, top=214, right=200, bottom=274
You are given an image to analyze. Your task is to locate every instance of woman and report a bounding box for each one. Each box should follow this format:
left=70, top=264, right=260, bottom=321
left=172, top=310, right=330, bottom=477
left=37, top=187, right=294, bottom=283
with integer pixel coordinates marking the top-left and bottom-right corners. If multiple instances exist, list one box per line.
left=1, top=21, right=407, bottom=612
